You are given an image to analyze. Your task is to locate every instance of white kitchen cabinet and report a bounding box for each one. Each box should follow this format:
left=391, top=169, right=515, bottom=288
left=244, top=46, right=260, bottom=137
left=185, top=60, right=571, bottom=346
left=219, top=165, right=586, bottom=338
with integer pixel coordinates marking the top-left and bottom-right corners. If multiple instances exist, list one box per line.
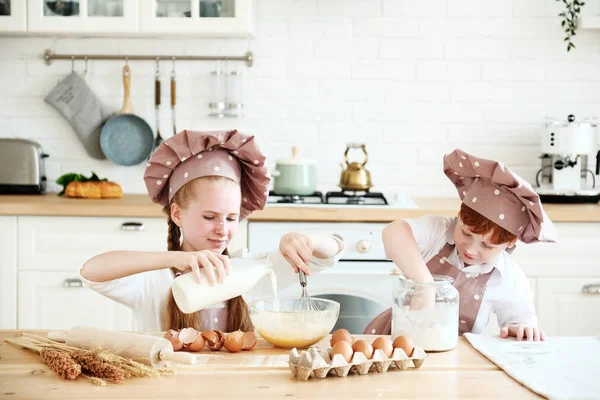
left=0, top=216, right=17, bottom=329
left=21, top=0, right=252, bottom=36
left=18, top=216, right=168, bottom=272
left=16, top=215, right=167, bottom=330
left=27, top=0, right=138, bottom=34
left=18, top=271, right=133, bottom=330
left=511, top=223, right=600, bottom=277
left=0, top=1, right=27, bottom=32
left=536, top=277, right=600, bottom=336
left=138, top=0, right=252, bottom=37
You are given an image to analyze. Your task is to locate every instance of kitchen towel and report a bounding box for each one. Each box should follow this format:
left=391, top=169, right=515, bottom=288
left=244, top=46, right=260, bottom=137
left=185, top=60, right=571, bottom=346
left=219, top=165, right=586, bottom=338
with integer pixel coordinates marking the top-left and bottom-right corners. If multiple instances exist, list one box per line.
left=464, top=333, right=600, bottom=400
left=45, top=71, right=115, bottom=160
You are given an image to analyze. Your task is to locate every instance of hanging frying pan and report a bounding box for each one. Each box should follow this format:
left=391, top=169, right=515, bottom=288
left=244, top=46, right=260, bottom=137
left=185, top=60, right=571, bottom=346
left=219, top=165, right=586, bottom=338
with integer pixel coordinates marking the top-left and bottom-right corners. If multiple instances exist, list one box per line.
left=100, top=65, right=154, bottom=166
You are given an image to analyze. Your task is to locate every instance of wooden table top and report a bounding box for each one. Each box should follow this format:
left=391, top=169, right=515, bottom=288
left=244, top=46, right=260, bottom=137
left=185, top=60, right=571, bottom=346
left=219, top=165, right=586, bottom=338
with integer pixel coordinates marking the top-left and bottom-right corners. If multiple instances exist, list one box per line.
left=0, top=331, right=540, bottom=399
left=1, top=193, right=598, bottom=222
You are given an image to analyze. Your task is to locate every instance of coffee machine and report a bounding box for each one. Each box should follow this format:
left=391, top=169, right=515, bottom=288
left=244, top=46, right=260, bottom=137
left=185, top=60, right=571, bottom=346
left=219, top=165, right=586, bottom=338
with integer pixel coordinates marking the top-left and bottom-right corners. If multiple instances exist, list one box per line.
left=535, top=114, right=600, bottom=203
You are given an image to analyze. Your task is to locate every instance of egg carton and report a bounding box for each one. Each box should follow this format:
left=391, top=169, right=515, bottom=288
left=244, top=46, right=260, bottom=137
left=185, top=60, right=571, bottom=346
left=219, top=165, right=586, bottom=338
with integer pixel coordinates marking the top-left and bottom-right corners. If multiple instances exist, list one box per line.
left=288, top=346, right=427, bottom=381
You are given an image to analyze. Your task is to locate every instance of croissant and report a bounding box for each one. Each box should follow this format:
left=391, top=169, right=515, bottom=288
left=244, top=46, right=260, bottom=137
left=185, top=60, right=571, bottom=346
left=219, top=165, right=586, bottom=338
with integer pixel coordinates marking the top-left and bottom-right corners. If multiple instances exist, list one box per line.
left=65, top=181, right=123, bottom=199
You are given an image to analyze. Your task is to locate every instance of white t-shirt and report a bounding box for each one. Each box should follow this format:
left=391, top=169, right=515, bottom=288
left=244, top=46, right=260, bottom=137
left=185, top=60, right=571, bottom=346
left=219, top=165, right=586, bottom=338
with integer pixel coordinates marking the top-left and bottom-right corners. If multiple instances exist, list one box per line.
left=404, top=215, right=537, bottom=334
left=81, top=239, right=345, bottom=332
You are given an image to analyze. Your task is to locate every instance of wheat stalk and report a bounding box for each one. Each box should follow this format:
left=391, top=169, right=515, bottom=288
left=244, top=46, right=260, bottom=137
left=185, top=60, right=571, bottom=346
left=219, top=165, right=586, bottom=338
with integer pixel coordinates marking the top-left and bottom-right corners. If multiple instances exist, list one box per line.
left=5, top=333, right=174, bottom=385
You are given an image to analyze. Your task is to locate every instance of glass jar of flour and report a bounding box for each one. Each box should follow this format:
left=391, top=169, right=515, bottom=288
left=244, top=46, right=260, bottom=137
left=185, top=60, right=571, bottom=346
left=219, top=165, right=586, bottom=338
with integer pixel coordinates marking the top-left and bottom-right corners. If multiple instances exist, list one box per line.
left=392, top=275, right=459, bottom=352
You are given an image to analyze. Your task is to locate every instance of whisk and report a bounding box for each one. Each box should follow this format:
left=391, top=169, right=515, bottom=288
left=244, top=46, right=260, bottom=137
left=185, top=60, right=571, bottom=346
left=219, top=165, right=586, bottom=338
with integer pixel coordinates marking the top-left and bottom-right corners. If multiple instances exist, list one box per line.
left=293, top=270, right=322, bottom=323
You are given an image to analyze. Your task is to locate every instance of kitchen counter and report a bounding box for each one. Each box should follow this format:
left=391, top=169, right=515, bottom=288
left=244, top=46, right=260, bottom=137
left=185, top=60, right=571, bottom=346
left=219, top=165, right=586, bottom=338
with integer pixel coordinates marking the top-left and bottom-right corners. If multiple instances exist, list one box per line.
left=0, top=331, right=539, bottom=399
left=0, top=193, right=598, bottom=222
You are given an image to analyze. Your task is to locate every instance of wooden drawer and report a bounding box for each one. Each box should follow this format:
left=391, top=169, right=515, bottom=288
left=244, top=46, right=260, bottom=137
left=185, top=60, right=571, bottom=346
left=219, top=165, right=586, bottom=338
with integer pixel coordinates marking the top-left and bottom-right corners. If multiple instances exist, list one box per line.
left=18, top=216, right=168, bottom=272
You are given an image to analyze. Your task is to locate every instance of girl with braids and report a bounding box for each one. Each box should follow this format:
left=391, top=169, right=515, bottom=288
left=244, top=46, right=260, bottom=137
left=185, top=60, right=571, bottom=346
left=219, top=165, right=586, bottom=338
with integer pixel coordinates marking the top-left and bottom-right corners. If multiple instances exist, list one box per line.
left=80, top=130, right=344, bottom=332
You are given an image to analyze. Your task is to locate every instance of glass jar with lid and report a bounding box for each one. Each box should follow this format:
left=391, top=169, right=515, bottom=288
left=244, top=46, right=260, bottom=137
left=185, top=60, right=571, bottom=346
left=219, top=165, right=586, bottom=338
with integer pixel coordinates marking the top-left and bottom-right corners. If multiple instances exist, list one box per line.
left=392, top=275, right=459, bottom=352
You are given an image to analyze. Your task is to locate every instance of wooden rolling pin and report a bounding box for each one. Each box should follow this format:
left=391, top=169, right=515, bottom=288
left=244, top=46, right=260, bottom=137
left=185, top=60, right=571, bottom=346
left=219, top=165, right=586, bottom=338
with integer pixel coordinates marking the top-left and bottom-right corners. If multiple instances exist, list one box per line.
left=48, top=325, right=197, bottom=369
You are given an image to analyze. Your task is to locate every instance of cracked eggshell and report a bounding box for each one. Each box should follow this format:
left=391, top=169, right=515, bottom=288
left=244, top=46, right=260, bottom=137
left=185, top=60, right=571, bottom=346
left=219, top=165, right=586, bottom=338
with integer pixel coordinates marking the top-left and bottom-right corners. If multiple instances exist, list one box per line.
left=241, top=331, right=257, bottom=350
left=179, top=327, right=199, bottom=346
left=201, top=329, right=218, bottom=344
left=163, top=329, right=183, bottom=351
left=186, top=333, right=206, bottom=352
left=224, top=330, right=244, bottom=353
left=203, top=329, right=225, bottom=351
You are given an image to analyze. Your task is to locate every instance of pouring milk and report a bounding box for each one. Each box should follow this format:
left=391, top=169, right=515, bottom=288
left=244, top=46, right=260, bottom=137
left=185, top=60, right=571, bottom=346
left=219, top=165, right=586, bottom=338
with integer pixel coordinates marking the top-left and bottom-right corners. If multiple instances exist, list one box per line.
left=171, top=258, right=279, bottom=313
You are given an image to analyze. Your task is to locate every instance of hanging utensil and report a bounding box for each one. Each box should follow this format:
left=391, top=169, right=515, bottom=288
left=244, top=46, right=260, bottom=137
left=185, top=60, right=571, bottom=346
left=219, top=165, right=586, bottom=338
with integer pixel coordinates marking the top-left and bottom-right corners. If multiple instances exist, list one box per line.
left=99, top=63, right=154, bottom=166
left=154, top=58, right=163, bottom=150
left=171, top=58, right=177, bottom=136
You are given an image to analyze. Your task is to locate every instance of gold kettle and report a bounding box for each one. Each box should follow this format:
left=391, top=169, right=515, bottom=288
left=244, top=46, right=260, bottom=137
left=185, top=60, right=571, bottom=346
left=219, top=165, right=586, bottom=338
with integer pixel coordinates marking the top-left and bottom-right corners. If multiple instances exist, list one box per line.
left=339, top=143, right=372, bottom=191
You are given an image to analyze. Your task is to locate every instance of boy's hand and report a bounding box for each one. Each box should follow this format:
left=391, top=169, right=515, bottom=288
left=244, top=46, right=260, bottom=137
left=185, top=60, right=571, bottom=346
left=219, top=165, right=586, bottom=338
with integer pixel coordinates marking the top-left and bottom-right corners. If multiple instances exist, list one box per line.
left=500, top=323, right=545, bottom=341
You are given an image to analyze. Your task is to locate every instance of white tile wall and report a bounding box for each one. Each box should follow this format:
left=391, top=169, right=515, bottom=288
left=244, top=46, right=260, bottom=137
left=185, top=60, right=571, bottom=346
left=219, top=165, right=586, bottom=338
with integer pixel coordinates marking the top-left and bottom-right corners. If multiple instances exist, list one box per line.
left=1, top=0, right=600, bottom=197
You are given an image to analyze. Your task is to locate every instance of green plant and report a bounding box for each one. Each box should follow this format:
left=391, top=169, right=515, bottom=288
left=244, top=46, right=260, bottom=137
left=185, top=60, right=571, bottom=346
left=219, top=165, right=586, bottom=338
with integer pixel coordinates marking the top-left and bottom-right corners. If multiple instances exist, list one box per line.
left=557, top=0, right=585, bottom=51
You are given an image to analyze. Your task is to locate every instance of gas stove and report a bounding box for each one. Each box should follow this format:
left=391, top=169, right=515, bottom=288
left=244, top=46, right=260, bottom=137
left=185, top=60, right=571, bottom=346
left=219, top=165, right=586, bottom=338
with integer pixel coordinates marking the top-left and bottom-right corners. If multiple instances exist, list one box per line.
left=267, top=190, right=389, bottom=206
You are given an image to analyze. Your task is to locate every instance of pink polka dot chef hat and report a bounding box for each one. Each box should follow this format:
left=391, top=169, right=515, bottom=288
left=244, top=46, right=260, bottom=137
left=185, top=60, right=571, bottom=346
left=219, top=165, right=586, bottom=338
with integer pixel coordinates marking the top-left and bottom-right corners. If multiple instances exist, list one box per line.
left=144, top=129, right=271, bottom=220
left=443, top=148, right=557, bottom=244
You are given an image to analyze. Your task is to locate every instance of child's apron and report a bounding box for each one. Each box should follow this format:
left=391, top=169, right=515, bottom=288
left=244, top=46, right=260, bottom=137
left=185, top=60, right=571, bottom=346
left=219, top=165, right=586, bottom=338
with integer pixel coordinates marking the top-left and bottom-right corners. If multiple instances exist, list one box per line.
left=363, top=242, right=493, bottom=335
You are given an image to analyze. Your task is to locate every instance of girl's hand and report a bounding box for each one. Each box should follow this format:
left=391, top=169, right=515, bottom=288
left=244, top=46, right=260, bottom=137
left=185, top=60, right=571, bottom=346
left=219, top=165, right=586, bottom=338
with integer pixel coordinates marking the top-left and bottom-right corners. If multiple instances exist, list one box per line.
left=172, top=250, right=231, bottom=286
left=279, top=232, right=313, bottom=275
left=500, top=323, right=545, bottom=341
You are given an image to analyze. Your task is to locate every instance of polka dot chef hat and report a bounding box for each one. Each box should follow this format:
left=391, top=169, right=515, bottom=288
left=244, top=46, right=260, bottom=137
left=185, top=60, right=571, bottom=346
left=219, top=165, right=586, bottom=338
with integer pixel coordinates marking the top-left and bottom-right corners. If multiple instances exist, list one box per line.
left=144, top=129, right=271, bottom=220
left=443, top=149, right=557, bottom=244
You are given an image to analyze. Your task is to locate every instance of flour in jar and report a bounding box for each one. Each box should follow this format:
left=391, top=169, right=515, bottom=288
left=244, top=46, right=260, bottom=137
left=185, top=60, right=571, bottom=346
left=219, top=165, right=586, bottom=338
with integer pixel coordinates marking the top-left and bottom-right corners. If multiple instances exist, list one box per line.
left=392, top=302, right=459, bottom=352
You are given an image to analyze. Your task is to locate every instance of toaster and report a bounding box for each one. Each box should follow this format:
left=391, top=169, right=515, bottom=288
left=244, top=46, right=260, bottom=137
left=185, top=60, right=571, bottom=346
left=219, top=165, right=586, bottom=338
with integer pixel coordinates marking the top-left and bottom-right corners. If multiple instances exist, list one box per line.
left=0, top=139, right=49, bottom=194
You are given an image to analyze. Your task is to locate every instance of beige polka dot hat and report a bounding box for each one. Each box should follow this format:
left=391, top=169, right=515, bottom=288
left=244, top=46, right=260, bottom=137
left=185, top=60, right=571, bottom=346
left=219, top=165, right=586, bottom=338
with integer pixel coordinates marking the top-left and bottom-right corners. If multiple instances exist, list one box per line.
left=144, top=129, right=270, bottom=220
left=443, top=149, right=557, bottom=244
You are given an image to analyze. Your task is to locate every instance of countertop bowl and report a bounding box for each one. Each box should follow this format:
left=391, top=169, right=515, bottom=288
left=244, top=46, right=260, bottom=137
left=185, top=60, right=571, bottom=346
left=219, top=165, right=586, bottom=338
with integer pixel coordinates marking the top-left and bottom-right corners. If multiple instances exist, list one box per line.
left=249, top=296, right=340, bottom=349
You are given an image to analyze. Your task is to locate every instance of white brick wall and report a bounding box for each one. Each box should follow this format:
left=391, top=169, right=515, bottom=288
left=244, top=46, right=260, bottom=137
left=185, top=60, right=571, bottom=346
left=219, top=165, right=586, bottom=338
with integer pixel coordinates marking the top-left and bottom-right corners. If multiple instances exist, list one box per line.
left=1, top=0, right=600, bottom=198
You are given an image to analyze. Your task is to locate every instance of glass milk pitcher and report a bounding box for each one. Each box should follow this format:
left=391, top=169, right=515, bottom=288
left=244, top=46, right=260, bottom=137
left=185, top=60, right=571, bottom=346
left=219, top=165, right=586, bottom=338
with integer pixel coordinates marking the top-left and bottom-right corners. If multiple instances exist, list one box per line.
left=392, top=275, right=459, bottom=352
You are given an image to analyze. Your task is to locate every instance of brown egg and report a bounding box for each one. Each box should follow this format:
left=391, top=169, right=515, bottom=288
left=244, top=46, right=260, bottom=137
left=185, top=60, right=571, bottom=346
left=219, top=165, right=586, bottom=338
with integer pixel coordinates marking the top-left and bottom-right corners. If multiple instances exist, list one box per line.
left=330, top=341, right=353, bottom=363
left=392, top=336, right=415, bottom=357
left=224, top=331, right=244, bottom=353
left=330, top=328, right=353, bottom=347
left=242, top=331, right=257, bottom=351
left=372, top=337, right=393, bottom=358
left=163, top=329, right=183, bottom=351
left=351, top=340, right=373, bottom=359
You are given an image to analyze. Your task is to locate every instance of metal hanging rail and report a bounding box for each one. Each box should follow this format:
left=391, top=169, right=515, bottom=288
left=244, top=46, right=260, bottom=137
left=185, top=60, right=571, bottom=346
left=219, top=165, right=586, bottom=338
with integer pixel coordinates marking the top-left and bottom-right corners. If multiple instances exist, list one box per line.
left=43, top=49, right=254, bottom=67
